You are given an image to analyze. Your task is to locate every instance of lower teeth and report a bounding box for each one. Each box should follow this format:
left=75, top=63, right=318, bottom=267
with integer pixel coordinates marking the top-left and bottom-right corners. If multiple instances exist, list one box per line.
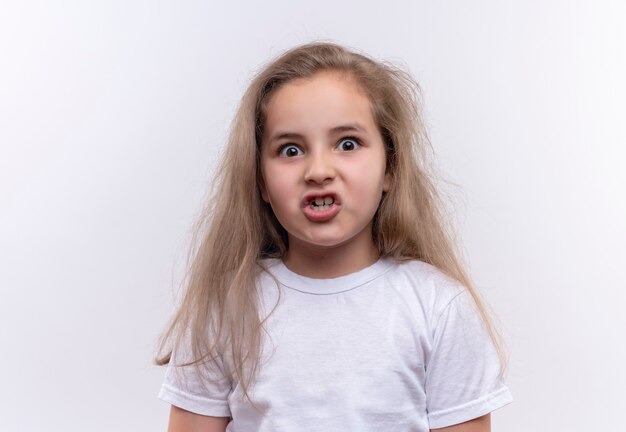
left=311, top=204, right=331, bottom=211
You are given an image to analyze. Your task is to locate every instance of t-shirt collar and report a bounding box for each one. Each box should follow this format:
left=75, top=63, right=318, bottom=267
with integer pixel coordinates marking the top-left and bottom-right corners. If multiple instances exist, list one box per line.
left=261, top=257, right=394, bottom=295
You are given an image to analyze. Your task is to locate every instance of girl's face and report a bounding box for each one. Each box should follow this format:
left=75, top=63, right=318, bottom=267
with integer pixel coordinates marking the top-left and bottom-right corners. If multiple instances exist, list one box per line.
left=260, top=71, right=390, bottom=271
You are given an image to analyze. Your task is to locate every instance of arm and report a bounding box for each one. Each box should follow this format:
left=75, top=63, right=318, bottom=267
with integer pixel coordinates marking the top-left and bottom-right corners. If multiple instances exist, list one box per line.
left=167, top=405, right=230, bottom=432
left=431, top=413, right=490, bottom=432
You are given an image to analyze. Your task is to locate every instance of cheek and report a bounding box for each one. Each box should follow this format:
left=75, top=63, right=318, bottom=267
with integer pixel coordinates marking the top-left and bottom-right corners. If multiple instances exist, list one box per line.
left=349, top=159, right=387, bottom=199
left=260, top=160, right=281, bottom=203
left=262, top=159, right=301, bottom=205
left=350, top=177, right=384, bottom=208
left=263, top=177, right=292, bottom=208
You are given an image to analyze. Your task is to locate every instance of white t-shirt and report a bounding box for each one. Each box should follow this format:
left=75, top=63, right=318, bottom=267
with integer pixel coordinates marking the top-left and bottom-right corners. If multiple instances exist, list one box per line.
left=159, top=257, right=513, bottom=431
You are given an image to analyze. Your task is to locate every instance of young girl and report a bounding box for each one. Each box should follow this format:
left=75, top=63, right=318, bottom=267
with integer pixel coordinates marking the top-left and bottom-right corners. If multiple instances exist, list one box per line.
left=156, top=42, right=513, bottom=432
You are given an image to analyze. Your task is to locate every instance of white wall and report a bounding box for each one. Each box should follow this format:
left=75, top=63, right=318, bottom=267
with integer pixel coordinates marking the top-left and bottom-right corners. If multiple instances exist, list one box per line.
left=1, top=1, right=624, bottom=430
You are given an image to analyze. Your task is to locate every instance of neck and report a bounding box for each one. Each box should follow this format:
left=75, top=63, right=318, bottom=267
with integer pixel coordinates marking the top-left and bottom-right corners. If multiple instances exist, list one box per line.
left=283, top=233, right=380, bottom=279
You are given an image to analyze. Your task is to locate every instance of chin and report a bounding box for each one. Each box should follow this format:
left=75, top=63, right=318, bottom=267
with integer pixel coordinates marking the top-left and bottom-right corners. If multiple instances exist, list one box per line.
left=301, top=234, right=355, bottom=250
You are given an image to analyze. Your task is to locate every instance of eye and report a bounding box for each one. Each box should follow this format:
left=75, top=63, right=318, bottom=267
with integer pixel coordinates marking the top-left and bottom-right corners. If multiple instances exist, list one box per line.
left=279, top=144, right=304, bottom=157
left=337, top=137, right=360, bottom=152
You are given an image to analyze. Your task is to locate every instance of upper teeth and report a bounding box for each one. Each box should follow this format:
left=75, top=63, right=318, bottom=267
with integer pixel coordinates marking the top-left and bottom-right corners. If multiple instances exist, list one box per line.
left=313, top=197, right=334, bottom=206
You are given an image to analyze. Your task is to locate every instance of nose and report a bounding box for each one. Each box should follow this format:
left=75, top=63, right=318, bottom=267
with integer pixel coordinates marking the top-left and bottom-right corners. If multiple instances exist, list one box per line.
left=304, top=147, right=335, bottom=185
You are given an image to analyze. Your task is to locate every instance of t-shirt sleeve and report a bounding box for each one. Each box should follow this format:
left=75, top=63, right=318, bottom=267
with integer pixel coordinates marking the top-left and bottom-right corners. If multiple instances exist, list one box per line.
left=158, top=338, right=232, bottom=418
left=425, top=289, right=513, bottom=429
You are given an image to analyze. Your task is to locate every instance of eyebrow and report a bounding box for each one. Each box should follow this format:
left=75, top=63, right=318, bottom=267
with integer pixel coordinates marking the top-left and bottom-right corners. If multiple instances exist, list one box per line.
left=268, top=123, right=367, bottom=143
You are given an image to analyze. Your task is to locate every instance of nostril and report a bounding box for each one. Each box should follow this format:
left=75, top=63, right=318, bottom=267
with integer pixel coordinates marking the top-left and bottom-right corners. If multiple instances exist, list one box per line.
left=304, top=172, right=335, bottom=184
left=304, top=156, right=335, bottom=183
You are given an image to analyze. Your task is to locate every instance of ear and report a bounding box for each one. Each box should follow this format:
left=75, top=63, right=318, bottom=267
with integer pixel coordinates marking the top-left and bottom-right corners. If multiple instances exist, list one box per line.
left=261, top=188, right=270, bottom=203
left=258, top=173, right=270, bottom=203
left=383, top=171, right=391, bottom=192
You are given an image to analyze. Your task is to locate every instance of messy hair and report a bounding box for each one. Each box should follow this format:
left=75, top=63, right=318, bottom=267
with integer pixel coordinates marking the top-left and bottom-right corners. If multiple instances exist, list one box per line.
left=155, top=42, right=509, bottom=401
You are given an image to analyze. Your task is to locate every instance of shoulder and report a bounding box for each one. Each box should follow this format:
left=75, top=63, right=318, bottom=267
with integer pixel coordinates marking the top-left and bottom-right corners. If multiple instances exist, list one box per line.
left=256, top=258, right=282, bottom=287
left=385, top=258, right=465, bottom=299
left=382, top=258, right=469, bottom=326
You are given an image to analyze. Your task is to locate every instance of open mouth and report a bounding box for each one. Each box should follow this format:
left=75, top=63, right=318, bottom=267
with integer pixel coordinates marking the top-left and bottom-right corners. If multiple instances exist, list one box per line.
left=310, top=196, right=335, bottom=212
left=302, top=193, right=340, bottom=222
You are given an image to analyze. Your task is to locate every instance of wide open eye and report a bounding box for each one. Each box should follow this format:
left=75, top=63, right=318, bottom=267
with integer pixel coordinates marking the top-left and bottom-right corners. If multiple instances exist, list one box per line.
left=337, top=137, right=360, bottom=152
left=279, top=144, right=304, bottom=157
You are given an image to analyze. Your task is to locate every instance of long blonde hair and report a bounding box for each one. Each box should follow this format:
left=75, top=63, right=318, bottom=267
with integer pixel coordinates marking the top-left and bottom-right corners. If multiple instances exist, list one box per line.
left=156, top=42, right=509, bottom=400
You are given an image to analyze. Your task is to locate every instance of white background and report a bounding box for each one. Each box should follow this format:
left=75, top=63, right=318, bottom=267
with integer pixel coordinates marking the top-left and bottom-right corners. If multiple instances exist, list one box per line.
left=1, top=1, right=624, bottom=431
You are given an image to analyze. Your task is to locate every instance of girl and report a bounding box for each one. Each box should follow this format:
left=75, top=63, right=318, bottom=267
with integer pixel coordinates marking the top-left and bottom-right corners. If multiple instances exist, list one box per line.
left=156, top=42, right=513, bottom=432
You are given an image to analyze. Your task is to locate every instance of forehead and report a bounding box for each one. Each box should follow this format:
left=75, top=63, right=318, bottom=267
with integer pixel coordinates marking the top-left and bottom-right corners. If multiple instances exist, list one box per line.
left=263, top=72, right=377, bottom=138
